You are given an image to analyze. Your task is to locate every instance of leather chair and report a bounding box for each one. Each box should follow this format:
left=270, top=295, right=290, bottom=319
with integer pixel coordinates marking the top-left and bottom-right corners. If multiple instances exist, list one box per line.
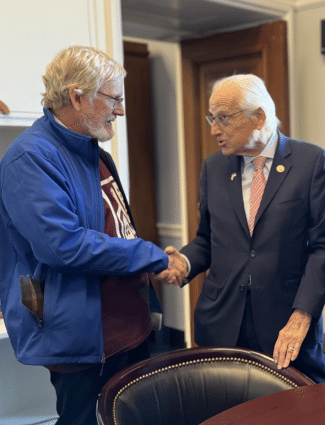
left=96, top=346, right=315, bottom=425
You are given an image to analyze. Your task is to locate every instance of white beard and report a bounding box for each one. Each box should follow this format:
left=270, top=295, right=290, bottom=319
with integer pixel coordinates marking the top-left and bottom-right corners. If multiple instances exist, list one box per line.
left=80, top=115, right=114, bottom=142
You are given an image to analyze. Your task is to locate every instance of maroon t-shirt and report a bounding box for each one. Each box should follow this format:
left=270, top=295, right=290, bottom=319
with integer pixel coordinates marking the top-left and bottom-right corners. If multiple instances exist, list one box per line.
left=99, top=159, right=151, bottom=359
left=46, top=159, right=151, bottom=373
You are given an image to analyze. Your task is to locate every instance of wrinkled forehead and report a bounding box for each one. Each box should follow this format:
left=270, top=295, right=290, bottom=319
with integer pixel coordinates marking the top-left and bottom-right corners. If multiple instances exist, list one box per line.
left=209, top=81, right=243, bottom=114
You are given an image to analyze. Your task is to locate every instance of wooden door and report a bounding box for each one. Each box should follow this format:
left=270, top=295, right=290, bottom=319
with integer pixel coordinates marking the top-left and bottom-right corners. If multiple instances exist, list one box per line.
left=199, top=52, right=265, bottom=159
left=181, top=21, right=289, bottom=346
left=123, top=41, right=158, bottom=246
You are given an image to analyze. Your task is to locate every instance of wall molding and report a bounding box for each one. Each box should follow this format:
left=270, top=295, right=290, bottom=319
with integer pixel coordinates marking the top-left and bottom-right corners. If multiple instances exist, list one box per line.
left=0, top=112, right=41, bottom=127
left=295, top=0, right=325, bottom=11
left=103, top=0, right=130, bottom=198
left=157, top=222, right=184, bottom=239
left=89, top=0, right=107, bottom=52
left=209, top=0, right=325, bottom=15
left=207, top=0, right=292, bottom=14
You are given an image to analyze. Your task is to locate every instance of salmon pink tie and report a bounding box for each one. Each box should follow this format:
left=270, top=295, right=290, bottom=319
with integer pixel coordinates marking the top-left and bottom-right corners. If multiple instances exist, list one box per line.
left=249, top=156, right=267, bottom=235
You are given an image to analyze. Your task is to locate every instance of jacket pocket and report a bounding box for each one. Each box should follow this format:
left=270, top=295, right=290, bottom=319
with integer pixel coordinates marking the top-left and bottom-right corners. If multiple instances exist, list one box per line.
left=201, top=276, right=219, bottom=300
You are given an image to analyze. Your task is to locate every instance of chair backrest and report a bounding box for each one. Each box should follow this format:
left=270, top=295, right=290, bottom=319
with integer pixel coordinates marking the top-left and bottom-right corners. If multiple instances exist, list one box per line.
left=96, top=346, right=315, bottom=425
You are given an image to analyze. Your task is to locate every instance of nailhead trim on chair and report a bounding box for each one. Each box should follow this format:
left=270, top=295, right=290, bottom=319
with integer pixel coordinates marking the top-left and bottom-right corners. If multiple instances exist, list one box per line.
left=112, top=356, right=298, bottom=424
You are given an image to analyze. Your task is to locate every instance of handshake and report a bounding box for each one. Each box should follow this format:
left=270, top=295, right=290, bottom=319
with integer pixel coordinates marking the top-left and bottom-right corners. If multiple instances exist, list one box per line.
left=151, top=246, right=189, bottom=287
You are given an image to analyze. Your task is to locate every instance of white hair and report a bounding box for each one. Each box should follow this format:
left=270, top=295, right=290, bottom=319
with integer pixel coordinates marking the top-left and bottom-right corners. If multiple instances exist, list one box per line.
left=212, top=74, right=280, bottom=143
left=42, top=45, right=126, bottom=110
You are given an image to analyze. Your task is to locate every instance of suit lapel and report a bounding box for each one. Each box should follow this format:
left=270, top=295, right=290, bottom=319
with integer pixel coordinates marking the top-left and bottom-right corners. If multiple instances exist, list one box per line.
left=226, top=155, right=250, bottom=237
left=254, top=133, right=292, bottom=226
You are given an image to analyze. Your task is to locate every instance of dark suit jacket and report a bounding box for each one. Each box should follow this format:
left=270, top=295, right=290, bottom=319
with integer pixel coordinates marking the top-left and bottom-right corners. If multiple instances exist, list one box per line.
left=181, top=132, right=325, bottom=355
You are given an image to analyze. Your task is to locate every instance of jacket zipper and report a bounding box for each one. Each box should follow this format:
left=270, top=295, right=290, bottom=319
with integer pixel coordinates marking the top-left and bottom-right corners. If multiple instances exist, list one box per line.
left=100, top=353, right=106, bottom=376
left=38, top=318, right=43, bottom=329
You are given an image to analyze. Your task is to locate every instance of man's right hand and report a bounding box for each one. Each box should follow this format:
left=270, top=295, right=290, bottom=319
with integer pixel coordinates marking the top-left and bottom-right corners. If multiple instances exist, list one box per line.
left=151, top=246, right=188, bottom=287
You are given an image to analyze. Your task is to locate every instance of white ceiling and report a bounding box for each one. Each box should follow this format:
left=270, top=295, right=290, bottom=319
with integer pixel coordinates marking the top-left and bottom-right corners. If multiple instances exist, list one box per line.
left=121, top=0, right=285, bottom=42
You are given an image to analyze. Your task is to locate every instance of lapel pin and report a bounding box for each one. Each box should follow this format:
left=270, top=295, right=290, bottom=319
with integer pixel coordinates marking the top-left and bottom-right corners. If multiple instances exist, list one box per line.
left=231, top=173, right=237, bottom=181
left=276, top=165, right=285, bottom=173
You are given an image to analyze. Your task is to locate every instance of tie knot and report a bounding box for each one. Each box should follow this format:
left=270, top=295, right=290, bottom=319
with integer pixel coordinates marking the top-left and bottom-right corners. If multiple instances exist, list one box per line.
left=253, top=156, right=267, bottom=171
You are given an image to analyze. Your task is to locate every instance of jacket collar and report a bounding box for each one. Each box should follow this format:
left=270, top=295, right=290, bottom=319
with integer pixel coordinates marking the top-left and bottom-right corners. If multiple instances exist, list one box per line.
left=42, top=108, right=98, bottom=158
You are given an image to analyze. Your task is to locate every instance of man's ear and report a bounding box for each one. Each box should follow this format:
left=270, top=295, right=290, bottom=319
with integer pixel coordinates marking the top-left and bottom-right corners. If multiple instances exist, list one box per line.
left=69, top=84, right=83, bottom=111
left=255, top=107, right=267, bottom=130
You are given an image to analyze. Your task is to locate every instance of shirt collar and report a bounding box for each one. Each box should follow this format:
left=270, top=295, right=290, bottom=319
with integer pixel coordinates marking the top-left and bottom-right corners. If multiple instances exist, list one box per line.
left=243, top=132, right=278, bottom=166
left=52, top=112, right=68, bottom=129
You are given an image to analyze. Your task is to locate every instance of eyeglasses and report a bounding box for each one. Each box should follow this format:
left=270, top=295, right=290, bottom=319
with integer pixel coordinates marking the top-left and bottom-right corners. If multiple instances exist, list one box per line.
left=205, top=110, right=247, bottom=127
left=97, top=91, right=124, bottom=109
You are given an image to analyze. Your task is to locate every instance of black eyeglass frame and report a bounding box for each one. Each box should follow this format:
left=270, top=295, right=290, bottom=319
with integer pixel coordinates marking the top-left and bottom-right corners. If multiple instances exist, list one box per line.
left=205, top=109, right=247, bottom=127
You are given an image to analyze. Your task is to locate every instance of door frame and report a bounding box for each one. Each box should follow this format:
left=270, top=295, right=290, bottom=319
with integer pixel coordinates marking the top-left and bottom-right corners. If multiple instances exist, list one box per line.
left=181, top=20, right=290, bottom=346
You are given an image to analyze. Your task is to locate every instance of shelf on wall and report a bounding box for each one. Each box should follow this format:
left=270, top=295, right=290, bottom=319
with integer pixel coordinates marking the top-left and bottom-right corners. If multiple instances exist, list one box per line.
left=0, top=111, right=41, bottom=127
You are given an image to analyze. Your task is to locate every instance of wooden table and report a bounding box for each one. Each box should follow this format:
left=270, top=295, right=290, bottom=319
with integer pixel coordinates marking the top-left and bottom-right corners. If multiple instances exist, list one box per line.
left=200, top=383, right=325, bottom=425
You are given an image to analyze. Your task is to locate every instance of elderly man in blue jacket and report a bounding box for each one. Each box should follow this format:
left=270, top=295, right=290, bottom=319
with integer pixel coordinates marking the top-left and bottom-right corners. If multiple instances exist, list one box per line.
left=0, top=46, right=185, bottom=425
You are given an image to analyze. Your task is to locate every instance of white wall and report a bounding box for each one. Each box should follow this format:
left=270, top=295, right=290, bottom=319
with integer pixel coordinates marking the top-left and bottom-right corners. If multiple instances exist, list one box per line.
left=294, top=2, right=325, bottom=148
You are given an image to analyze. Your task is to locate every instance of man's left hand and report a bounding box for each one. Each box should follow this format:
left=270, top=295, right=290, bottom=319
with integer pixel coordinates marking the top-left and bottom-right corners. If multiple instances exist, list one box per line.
left=273, top=309, right=312, bottom=370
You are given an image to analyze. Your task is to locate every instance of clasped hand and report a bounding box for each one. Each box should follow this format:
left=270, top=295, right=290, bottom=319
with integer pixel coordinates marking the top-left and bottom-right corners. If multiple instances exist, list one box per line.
left=151, top=246, right=188, bottom=287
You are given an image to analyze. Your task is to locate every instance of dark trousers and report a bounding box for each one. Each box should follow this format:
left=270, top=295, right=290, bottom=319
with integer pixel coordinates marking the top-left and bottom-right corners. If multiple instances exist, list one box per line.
left=236, top=291, right=264, bottom=352
left=50, top=339, right=150, bottom=425
left=236, top=291, right=325, bottom=383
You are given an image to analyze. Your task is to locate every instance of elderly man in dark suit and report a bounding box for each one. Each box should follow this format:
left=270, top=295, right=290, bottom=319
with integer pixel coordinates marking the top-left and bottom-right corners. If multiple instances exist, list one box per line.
left=155, top=74, right=325, bottom=383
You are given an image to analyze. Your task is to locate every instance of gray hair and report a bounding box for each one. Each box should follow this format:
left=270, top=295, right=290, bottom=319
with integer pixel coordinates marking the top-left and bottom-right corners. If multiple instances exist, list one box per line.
left=42, top=45, right=126, bottom=109
left=212, top=74, right=280, bottom=142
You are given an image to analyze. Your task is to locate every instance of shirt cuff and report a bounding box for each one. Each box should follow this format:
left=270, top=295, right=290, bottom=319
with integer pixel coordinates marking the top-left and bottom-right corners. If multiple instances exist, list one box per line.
left=180, top=253, right=191, bottom=285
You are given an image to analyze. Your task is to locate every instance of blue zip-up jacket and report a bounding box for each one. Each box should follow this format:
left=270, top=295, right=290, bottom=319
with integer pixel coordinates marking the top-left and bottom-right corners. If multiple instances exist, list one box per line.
left=0, top=108, right=168, bottom=365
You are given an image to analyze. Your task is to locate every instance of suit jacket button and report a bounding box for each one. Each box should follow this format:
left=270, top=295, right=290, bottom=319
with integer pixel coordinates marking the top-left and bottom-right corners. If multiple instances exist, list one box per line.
left=250, top=250, right=256, bottom=257
left=239, top=285, right=245, bottom=291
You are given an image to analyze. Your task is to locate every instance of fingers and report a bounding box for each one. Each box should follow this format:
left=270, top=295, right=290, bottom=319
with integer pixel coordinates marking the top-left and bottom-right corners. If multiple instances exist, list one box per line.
left=154, top=269, right=183, bottom=286
left=151, top=269, right=183, bottom=287
left=168, top=252, right=188, bottom=273
left=151, top=246, right=188, bottom=286
left=166, top=246, right=188, bottom=282
left=273, top=339, right=300, bottom=370
left=273, top=309, right=311, bottom=369
left=164, top=246, right=177, bottom=255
